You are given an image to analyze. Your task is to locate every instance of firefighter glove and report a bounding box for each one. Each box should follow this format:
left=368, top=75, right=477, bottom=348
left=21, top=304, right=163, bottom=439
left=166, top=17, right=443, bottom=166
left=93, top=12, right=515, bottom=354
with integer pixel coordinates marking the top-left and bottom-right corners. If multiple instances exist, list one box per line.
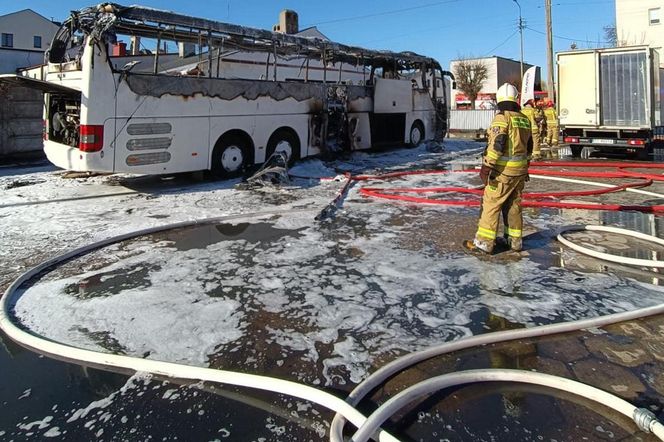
left=479, top=165, right=491, bottom=185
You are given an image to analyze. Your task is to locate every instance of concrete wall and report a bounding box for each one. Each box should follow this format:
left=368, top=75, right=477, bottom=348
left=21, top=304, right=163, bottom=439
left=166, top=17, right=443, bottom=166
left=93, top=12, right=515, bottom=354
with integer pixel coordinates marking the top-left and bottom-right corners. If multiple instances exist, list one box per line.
left=0, top=85, right=43, bottom=157
left=0, top=47, right=46, bottom=158
left=0, top=48, right=44, bottom=73
left=617, top=0, right=664, bottom=48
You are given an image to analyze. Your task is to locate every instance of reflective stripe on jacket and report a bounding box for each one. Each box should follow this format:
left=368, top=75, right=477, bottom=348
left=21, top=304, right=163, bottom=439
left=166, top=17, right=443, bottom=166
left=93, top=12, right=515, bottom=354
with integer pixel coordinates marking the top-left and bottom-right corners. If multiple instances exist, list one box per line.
left=483, top=110, right=532, bottom=176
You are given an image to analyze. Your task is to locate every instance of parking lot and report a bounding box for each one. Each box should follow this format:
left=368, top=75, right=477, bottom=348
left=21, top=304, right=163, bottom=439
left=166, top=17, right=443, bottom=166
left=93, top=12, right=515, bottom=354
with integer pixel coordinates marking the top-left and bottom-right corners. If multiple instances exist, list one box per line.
left=2, top=140, right=664, bottom=441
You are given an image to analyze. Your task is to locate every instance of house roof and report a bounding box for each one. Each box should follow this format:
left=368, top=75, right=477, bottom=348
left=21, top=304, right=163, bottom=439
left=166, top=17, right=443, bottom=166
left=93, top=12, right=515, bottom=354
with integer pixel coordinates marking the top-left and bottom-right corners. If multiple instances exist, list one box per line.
left=450, top=55, right=536, bottom=68
left=0, top=9, right=59, bottom=27
left=296, top=26, right=330, bottom=41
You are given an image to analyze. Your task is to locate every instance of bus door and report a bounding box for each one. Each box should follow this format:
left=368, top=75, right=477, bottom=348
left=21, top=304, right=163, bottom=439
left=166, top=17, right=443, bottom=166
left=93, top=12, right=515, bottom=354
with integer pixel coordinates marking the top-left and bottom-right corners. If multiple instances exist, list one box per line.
left=370, top=78, right=412, bottom=145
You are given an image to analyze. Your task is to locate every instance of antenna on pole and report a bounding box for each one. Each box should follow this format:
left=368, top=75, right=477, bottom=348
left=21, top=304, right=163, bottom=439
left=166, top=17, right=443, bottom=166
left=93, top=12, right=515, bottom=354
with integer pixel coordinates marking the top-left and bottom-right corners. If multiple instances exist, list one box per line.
left=513, top=0, right=525, bottom=81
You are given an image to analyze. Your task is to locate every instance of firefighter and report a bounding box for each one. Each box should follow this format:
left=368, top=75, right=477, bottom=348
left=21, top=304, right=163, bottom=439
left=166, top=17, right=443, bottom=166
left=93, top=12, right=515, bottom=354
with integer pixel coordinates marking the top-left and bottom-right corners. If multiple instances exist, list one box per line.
left=464, top=83, right=533, bottom=254
left=520, top=100, right=540, bottom=160
left=544, top=100, right=559, bottom=148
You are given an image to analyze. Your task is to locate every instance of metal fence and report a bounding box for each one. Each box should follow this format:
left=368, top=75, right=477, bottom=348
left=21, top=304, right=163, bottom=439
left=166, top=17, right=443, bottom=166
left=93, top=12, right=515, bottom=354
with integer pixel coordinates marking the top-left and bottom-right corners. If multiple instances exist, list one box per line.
left=449, top=109, right=496, bottom=131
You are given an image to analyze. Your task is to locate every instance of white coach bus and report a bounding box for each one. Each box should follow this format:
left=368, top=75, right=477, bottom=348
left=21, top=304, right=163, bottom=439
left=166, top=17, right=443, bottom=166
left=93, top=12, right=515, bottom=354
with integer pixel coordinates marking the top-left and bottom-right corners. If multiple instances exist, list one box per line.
left=0, top=4, right=453, bottom=177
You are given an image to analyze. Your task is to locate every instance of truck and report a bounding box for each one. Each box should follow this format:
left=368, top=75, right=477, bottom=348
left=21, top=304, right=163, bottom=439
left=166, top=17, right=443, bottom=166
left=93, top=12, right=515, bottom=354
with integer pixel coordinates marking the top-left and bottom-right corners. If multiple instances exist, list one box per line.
left=557, top=46, right=664, bottom=159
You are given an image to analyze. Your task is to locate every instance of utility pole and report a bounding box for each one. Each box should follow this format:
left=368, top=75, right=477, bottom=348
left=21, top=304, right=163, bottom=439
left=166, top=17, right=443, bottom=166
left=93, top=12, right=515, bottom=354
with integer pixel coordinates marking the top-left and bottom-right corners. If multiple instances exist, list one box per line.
left=545, top=0, right=555, bottom=101
left=513, top=0, right=525, bottom=81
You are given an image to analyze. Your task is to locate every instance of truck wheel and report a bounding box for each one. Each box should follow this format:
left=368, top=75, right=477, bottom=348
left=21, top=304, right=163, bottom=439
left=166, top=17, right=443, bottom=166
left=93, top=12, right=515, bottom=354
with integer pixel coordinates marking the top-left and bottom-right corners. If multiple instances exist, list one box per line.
left=570, top=145, right=583, bottom=158
left=211, top=134, right=249, bottom=179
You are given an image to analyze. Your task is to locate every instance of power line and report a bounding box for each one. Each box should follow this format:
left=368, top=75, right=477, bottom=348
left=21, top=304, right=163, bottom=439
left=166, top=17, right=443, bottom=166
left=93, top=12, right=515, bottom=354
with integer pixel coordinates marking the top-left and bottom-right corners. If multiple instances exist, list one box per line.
left=525, top=25, right=607, bottom=44
left=483, top=30, right=519, bottom=57
left=536, top=0, right=613, bottom=7
left=355, top=11, right=516, bottom=47
left=304, top=0, right=461, bottom=27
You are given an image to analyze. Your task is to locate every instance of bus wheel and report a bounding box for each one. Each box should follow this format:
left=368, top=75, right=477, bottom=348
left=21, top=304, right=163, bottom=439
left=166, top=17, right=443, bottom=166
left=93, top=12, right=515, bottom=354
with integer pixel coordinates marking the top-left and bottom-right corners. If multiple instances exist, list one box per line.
left=211, top=134, right=248, bottom=178
left=266, top=129, right=300, bottom=166
left=408, top=121, right=424, bottom=148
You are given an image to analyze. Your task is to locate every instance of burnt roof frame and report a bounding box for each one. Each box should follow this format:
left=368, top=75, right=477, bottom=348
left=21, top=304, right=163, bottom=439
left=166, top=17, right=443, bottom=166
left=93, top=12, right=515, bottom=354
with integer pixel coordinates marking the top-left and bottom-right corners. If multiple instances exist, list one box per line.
left=65, top=3, right=440, bottom=71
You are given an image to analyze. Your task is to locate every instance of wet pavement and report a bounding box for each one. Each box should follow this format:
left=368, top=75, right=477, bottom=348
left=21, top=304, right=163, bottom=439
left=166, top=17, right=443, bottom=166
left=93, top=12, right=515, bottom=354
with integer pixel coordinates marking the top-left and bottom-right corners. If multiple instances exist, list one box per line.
left=2, top=142, right=664, bottom=441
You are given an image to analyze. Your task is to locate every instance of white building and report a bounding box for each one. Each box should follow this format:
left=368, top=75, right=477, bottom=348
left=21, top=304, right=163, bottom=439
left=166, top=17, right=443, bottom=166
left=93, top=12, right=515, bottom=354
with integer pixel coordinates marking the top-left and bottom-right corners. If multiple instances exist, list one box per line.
left=0, top=9, right=59, bottom=73
left=616, top=0, right=664, bottom=48
left=449, top=56, right=540, bottom=109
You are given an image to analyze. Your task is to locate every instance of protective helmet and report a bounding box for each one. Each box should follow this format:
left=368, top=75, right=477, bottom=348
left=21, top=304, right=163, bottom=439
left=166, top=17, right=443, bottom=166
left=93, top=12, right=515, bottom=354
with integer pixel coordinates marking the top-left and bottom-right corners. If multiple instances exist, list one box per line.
left=547, top=100, right=554, bottom=107
left=496, top=83, right=519, bottom=104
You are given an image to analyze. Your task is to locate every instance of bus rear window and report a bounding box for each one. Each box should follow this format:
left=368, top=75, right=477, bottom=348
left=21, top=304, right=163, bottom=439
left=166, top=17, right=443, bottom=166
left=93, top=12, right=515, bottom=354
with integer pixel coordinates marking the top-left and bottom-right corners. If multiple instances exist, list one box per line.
left=47, top=26, right=85, bottom=64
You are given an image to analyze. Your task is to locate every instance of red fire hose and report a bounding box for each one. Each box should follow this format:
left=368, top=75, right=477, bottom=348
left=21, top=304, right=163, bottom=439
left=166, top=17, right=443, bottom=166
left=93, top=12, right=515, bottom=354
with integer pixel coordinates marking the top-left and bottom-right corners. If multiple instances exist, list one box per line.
left=354, top=161, right=664, bottom=213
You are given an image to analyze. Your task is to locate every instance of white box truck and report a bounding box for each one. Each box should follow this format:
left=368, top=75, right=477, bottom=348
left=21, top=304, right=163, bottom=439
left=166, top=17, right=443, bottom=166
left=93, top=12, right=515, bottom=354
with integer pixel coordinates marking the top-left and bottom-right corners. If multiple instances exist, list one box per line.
left=557, top=46, right=664, bottom=159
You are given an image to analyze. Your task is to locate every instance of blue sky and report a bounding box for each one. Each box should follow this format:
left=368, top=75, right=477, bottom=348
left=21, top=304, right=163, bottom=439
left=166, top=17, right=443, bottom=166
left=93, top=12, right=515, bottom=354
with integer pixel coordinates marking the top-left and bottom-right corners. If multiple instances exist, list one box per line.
left=4, top=0, right=615, bottom=75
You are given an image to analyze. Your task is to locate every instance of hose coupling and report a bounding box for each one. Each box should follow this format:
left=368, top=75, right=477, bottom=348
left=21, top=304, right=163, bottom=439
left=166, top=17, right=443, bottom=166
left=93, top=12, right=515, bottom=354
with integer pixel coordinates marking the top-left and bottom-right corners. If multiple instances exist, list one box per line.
left=633, top=407, right=658, bottom=433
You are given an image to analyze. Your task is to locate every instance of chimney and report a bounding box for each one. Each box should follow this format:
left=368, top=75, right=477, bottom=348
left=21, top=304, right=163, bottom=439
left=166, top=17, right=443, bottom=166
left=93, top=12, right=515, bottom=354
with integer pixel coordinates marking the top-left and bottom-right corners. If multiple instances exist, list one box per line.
left=273, top=9, right=298, bottom=34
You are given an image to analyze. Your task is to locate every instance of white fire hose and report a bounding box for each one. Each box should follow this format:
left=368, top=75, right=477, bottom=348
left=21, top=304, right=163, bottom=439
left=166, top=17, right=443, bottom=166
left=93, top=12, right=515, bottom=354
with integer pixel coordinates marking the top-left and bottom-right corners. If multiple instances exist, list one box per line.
left=2, top=209, right=664, bottom=441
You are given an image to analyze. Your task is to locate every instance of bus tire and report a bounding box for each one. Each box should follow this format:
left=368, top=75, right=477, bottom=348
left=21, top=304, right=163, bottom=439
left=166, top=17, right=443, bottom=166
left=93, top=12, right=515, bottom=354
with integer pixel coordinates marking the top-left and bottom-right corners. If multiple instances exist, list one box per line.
left=408, top=121, right=425, bottom=148
left=266, top=128, right=300, bottom=167
left=211, top=133, right=250, bottom=178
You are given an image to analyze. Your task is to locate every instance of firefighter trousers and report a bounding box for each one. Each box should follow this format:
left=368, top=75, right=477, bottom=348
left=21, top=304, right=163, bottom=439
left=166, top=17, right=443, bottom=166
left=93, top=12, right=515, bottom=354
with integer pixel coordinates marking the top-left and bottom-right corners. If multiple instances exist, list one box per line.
left=546, top=125, right=559, bottom=146
left=475, top=174, right=527, bottom=252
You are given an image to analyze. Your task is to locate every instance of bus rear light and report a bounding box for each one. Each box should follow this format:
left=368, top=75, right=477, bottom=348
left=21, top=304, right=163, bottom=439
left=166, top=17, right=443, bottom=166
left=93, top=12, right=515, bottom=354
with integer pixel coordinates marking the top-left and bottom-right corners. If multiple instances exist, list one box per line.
left=564, top=136, right=579, bottom=144
left=79, top=125, right=104, bottom=152
left=627, top=139, right=646, bottom=146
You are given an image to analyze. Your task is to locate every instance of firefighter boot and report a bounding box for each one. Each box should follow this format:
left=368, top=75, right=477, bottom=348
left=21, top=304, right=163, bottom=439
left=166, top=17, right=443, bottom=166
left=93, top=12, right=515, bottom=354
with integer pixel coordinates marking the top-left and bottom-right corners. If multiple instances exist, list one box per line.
left=508, top=236, right=523, bottom=252
left=464, top=238, right=494, bottom=254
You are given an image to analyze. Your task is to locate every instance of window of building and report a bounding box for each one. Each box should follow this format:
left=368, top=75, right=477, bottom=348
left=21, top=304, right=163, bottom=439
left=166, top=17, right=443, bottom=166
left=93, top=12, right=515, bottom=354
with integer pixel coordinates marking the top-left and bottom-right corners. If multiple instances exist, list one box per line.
left=1, top=33, right=13, bottom=48
left=650, top=8, right=661, bottom=25
left=34, top=35, right=42, bottom=48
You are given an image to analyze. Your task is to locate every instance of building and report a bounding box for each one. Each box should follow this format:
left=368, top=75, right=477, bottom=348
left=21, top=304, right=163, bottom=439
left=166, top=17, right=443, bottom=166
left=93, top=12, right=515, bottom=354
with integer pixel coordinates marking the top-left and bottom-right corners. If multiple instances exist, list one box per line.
left=449, top=56, right=541, bottom=109
left=0, top=9, right=58, bottom=159
left=0, top=9, right=59, bottom=73
left=616, top=0, right=664, bottom=48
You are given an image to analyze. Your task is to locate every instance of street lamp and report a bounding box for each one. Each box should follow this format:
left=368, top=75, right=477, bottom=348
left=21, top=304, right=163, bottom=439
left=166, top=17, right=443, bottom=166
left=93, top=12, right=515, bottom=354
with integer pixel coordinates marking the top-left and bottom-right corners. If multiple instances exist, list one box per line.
left=513, top=0, right=525, bottom=81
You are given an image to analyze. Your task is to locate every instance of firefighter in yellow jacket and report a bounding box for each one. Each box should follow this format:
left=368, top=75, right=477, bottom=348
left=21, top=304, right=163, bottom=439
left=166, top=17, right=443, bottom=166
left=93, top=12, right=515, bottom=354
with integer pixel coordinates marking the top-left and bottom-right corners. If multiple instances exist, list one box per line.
left=520, top=100, right=541, bottom=160
left=464, top=83, right=533, bottom=254
left=544, top=101, right=559, bottom=147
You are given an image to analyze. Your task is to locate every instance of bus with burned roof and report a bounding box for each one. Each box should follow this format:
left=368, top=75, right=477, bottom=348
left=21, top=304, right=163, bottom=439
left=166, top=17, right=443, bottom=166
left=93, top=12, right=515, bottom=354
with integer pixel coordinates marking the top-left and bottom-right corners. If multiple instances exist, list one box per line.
left=0, top=3, right=453, bottom=177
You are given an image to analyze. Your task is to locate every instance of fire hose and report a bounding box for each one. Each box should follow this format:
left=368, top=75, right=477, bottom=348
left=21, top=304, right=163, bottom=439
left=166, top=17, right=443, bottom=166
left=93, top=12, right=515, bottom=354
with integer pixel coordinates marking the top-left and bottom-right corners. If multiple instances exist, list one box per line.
left=3, top=163, right=664, bottom=441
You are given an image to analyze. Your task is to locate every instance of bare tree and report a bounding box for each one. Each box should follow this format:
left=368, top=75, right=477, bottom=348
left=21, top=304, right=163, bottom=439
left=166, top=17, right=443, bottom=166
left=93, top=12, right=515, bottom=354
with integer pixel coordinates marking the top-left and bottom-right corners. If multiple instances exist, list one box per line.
left=604, top=24, right=617, bottom=47
left=452, top=58, right=488, bottom=110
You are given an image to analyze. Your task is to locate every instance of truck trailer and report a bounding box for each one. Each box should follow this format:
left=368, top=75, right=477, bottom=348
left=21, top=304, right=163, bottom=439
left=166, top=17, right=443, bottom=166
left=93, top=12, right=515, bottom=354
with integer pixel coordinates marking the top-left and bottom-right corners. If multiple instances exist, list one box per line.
left=557, top=46, right=664, bottom=159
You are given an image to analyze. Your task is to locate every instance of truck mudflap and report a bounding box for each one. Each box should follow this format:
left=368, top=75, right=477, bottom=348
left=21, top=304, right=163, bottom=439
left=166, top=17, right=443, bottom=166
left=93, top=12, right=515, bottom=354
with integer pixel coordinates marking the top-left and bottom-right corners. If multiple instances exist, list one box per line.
left=0, top=74, right=79, bottom=95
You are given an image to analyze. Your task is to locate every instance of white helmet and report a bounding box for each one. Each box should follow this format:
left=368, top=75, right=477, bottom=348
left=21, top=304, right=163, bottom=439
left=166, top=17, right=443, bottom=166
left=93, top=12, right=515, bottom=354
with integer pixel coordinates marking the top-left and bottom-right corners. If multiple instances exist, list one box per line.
left=496, top=83, right=519, bottom=104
